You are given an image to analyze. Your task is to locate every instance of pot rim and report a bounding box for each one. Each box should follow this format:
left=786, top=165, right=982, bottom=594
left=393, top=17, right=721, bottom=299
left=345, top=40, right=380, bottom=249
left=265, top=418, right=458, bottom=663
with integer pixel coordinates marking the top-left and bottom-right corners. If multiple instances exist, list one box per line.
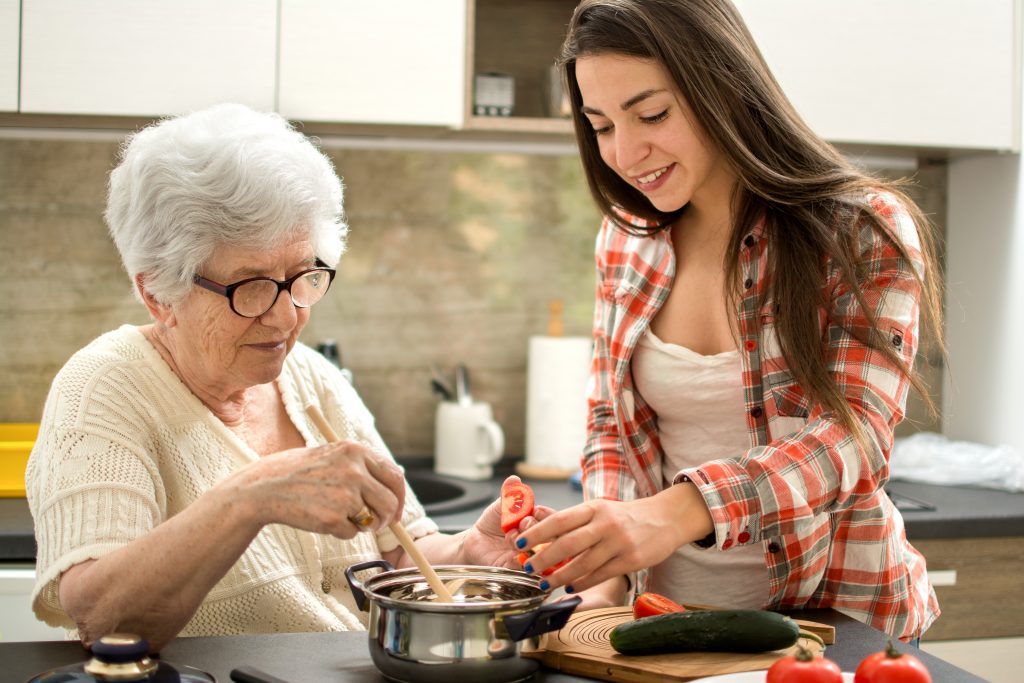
left=357, top=564, right=548, bottom=613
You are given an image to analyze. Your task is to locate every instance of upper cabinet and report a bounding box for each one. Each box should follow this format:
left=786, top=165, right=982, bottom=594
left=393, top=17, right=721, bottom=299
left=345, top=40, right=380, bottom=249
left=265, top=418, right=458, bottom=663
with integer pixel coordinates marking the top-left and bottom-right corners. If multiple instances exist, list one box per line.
left=733, top=0, right=1020, bottom=151
left=466, top=0, right=1020, bottom=151
left=7, top=0, right=1020, bottom=151
left=278, top=0, right=466, bottom=127
left=0, top=0, right=18, bottom=112
left=20, top=0, right=276, bottom=116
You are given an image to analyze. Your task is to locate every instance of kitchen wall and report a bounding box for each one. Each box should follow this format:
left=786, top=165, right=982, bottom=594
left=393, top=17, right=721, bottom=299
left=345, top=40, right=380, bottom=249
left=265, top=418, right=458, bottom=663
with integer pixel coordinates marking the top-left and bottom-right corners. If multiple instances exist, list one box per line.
left=0, top=134, right=946, bottom=457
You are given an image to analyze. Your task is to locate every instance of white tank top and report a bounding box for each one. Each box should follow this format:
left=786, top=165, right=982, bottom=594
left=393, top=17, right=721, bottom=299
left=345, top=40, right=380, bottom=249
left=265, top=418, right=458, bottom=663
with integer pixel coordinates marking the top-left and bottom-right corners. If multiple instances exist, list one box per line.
left=631, top=328, right=770, bottom=608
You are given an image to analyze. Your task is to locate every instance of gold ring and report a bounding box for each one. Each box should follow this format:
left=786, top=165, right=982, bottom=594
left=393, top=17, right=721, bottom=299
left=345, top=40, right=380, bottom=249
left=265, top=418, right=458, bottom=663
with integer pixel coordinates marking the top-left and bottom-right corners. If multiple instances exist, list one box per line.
left=349, top=506, right=375, bottom=530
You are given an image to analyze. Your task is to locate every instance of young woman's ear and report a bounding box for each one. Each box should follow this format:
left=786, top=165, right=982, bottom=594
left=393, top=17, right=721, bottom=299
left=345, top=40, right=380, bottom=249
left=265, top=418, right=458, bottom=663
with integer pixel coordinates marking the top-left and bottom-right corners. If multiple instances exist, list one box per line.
left=135, top=273, right=176, bottom=327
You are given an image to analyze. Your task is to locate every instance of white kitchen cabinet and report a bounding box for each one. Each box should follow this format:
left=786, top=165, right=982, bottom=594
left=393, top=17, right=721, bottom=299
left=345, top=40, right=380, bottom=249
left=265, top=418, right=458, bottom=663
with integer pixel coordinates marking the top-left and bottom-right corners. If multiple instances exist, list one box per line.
left=733, top=0, right=1020, bottom=151
left=0, top=0, right=18, bottom=112
left=278, top=0, right=466, bottom=127
left=20, top=0, right=277, bottom=116
left=0, top=566, right=65, bottom=642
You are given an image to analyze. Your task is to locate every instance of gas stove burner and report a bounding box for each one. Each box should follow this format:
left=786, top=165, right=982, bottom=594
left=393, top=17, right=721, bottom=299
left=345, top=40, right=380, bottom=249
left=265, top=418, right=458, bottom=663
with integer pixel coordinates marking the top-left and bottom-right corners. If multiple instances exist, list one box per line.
left=26, top=633, right=215, bottom=682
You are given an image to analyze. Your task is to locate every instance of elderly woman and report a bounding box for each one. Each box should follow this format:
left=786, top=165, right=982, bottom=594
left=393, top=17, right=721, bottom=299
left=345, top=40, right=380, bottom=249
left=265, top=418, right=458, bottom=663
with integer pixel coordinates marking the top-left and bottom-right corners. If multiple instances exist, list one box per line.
left=26, top=103, right=522, bottom=651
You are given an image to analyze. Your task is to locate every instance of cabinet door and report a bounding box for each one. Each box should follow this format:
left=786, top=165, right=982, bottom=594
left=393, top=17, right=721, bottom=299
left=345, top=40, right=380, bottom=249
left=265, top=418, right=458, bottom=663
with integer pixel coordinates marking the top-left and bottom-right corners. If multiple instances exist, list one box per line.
left=914, top=537, right=1024, bottom=640
left=20, top=0, right=276, bottom=116
left=734, top=0, right=1018, bottom=151
left=0, top=0, right=17, bottom=112
left=0, top=566, right=66, bottom=642
left=279, top=0, right=466, bottom=127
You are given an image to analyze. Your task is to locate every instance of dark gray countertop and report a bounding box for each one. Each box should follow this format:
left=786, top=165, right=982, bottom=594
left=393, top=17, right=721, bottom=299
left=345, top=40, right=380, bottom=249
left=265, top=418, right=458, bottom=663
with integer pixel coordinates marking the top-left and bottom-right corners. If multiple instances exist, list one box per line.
left=0, top=609, right=986, bottom=682
left=3, top=460, right=1023, bottom=561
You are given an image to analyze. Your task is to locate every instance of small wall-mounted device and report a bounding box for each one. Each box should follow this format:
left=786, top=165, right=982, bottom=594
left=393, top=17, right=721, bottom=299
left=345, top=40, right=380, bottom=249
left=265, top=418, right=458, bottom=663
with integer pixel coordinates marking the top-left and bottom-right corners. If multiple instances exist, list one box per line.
left=473, top=72, right=515, bottom=116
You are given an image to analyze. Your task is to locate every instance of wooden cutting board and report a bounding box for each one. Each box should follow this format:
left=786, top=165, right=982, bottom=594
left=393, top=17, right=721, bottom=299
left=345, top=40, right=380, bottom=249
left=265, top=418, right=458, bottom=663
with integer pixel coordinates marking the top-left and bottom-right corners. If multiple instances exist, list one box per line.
left=522, top=606, right=835, bottom=682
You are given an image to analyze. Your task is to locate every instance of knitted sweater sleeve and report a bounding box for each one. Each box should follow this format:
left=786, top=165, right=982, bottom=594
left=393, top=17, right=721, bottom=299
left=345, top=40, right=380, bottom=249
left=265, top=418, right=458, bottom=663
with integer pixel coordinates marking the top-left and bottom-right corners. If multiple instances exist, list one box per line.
left=26, top=333, right=164, bottom=628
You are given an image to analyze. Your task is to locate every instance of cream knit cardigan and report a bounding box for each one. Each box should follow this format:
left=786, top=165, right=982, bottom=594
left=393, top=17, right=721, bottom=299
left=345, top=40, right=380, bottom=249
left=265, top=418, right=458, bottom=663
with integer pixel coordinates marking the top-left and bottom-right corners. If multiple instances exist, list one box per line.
left=27, top=325, right=437, bottom=636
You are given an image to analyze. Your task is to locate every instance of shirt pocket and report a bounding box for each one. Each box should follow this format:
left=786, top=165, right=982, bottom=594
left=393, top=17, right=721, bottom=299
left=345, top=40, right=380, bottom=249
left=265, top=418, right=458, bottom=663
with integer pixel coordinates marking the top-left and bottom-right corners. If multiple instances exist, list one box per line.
left=760, top=305, right=812, bottom=419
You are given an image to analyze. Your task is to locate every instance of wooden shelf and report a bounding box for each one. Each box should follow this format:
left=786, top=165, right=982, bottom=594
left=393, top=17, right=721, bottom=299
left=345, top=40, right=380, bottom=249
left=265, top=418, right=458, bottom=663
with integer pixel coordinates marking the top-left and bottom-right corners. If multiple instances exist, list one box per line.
left=464, top=115, right=572, bottom=135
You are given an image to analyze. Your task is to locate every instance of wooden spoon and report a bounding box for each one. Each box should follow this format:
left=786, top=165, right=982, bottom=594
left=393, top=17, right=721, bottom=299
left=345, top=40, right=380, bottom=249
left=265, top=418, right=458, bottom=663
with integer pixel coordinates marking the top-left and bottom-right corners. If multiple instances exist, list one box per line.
left=305, top=405, right=456, bottom=603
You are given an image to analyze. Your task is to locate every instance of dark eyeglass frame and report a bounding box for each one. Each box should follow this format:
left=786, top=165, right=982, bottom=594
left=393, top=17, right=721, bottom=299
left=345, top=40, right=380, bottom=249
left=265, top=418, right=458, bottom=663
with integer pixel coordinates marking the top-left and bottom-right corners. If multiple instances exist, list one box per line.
left=192, top=259, right=336, bottom=318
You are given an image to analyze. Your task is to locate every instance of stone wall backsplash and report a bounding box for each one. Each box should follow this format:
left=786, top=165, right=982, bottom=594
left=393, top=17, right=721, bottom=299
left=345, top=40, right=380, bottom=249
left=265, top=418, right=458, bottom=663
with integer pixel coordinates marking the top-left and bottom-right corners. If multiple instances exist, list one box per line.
left=0, top=135, right=945, bottom=458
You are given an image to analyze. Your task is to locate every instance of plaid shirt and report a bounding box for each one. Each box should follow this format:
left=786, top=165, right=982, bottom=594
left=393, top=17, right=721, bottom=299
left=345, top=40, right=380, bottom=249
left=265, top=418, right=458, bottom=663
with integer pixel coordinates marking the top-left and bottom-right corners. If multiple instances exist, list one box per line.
left=583, top=191, right=939, bottom=640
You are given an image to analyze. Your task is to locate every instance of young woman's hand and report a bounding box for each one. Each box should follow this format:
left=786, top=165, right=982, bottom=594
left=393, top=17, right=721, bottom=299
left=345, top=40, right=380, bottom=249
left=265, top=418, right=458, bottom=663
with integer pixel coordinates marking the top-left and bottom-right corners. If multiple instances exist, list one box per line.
left=515, top=482, right=713, bottom=592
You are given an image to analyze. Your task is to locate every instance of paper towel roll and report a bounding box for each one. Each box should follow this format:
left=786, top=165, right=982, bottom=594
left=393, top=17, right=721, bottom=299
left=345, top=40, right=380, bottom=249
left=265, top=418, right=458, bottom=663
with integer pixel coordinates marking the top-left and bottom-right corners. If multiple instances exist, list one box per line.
left=524, top=336, right=592, bottom=474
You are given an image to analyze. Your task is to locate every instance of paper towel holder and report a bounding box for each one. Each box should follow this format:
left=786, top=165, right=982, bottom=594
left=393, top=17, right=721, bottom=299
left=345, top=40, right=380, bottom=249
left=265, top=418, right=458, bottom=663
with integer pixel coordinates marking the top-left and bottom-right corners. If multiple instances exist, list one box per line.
left=516, top=323, right=589, bottom=483
left=547, top=299, right=564, bottom=337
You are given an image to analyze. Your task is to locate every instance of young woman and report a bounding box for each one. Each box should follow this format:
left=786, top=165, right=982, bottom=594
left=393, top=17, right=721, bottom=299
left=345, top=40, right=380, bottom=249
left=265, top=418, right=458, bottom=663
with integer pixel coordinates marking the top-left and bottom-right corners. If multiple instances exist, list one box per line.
left=516, top=0, right=943, bottom=641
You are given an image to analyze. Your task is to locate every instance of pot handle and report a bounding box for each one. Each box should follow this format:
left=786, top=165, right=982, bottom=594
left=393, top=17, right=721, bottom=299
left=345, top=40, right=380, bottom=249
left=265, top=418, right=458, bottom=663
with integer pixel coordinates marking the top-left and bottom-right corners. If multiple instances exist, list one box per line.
left=502, top=595, right=582, bottom=642
left=344, top=559, right=395, bottom=612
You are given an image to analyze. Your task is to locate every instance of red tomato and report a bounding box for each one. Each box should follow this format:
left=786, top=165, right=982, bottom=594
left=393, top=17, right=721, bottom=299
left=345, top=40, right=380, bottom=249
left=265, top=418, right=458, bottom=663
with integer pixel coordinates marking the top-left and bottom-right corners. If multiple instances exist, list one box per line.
left=500, top=480, right=535, bottom=533
left=855, top=642, right=932, bottom=683
left=767, top=646, right=843, bottom=683
left=632, top=592, right=687, bottom=619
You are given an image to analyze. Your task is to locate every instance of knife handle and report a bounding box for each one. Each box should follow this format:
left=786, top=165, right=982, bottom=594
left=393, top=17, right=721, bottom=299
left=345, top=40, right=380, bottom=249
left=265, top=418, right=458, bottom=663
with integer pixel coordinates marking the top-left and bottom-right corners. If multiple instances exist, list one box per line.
left=230, top=666, right=291, bottom=683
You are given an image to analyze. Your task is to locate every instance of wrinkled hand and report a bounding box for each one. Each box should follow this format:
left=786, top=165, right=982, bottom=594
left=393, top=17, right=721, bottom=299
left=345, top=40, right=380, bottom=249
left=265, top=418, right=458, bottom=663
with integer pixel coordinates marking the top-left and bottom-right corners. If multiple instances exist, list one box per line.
left=457, top=476, right=557, bottom=569
left=232, top=440, right=407, bottom=539
left=514, top=484, right=712, bottom=592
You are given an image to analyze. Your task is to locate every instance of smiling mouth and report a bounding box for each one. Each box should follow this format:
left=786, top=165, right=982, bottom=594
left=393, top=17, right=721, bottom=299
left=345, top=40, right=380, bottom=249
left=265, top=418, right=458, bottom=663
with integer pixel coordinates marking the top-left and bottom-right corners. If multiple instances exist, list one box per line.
left=249, top=341, right=286, bottom=351
left=635, top=165, right=671, bottom=185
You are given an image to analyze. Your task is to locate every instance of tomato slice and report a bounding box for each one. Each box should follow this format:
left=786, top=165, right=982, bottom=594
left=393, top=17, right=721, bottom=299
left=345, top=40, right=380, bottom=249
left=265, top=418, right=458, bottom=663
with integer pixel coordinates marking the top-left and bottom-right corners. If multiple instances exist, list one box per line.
left=516, top=542, right=569, bottom=576
left=500, top=480, right=535, bottom=533
left=632, top=592, right=687, bottom=619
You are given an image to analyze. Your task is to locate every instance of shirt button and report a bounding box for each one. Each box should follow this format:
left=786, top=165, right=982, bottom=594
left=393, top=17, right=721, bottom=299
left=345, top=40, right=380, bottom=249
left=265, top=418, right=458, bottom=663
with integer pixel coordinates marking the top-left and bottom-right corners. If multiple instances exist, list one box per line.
left=768, top=542, right=781, bottom=553
left=738, top=531, right=751, bottom=543
left=750, top=406, right=763, bottom=419
left=722, top=538, right=734, bottom=549
left=744, top=339, right=757, bottom=352
left=744, top=278, right=754, bottom=289
left=744, top=235, right=755, bottom=248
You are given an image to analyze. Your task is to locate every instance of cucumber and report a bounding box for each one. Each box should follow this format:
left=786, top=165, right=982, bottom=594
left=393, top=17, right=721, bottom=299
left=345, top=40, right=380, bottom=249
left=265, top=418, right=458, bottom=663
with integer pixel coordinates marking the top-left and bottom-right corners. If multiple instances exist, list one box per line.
left=609, top=609, right=800, bottom=655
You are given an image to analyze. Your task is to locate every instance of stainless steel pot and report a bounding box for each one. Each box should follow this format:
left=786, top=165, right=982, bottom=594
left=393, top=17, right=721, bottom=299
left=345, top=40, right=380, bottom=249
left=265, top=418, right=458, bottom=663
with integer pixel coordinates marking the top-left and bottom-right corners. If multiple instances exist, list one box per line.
left=345, top=560, right=580, bottom=683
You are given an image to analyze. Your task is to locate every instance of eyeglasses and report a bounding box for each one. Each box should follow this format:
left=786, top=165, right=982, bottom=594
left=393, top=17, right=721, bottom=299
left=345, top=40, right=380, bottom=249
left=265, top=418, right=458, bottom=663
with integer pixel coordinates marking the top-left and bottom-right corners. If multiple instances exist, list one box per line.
left=192, top=260, right=336, bottom=318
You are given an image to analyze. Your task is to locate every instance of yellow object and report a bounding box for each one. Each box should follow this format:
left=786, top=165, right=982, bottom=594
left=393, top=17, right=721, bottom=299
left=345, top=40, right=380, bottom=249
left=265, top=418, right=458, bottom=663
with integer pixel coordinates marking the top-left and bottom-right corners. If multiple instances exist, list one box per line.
left=0, top=423, right=37, bottom=498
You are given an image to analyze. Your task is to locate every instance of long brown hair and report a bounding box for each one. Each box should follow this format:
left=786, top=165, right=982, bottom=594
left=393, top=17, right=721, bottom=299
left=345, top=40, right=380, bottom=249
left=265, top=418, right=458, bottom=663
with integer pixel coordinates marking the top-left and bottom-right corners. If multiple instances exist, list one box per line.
left=561, top=0, right=944, bottom=443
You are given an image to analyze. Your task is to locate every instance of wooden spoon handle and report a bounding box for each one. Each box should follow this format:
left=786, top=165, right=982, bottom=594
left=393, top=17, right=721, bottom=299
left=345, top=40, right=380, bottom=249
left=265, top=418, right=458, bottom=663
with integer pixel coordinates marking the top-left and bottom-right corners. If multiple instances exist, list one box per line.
left=305, top=405, right=455, bottom=603
left=389, top=520, right=456, bottom=602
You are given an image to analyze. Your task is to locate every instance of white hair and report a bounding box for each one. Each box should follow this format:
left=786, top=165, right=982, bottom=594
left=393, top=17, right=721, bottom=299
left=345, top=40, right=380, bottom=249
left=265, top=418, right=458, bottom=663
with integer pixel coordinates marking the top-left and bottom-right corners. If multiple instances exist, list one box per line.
left=105, top=103, right=347, bottom=304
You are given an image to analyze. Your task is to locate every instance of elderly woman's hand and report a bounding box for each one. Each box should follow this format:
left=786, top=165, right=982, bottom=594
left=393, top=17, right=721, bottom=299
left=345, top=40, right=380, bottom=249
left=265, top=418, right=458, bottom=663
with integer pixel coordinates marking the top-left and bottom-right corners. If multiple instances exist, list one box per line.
left=233, top=440, right=407, bottom=538
left=450, top=476, right=558, bottom=569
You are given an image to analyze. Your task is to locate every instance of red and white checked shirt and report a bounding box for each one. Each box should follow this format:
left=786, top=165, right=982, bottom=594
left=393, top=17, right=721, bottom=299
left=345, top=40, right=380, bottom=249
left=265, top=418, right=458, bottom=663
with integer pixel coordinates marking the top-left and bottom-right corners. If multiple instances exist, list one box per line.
left=583, top=191, right=939, bottom=640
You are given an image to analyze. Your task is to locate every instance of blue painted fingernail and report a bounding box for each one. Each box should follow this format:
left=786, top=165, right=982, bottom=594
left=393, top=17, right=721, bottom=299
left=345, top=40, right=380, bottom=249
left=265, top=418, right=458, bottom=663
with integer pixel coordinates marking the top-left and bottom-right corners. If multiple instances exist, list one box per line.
left=515, top=538, right=527, bottom=549
left=565, top=585, right=575, bottom=594
left=539, top=580, right=550, bottom=591
left=523, top=563, right=534, bottom=574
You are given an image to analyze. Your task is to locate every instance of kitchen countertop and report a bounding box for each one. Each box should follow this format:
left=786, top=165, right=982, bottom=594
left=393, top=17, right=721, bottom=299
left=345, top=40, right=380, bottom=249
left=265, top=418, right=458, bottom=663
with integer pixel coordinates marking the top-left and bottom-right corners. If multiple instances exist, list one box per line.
left=2, top=461, right=1024, bottom=561
left=0, top=608, right=987, bottom=682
